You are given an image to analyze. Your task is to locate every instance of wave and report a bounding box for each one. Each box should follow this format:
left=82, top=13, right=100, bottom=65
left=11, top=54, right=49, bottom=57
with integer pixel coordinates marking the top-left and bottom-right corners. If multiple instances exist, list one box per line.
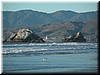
left=3, top=43, right=98, bottom=56
left=3, top=42, right=98, bottom=47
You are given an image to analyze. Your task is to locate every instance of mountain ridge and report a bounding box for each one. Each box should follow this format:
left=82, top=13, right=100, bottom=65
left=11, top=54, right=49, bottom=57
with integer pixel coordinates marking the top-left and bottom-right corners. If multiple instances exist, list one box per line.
left=3, top=10, right=98, bottom=42
left=3, top=10, right=97, bottom=28
left=3, top=9, right=97, bottom=14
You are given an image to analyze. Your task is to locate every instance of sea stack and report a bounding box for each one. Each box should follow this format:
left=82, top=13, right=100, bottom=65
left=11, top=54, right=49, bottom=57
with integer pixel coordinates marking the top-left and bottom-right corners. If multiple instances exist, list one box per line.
left=62, top=32, right=86, bottom=42
left=5, top=28, right=45, bottom=43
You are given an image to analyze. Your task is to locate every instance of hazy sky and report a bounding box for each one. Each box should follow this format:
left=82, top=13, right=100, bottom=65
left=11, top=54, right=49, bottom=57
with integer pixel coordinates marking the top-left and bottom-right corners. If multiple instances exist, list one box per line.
left=2, top=2, right=98, bottom=13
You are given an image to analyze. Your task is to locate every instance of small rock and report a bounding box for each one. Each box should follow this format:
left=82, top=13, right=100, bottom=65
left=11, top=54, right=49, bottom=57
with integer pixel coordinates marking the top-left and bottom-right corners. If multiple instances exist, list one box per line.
left=62, top=31, right=86, bottom=42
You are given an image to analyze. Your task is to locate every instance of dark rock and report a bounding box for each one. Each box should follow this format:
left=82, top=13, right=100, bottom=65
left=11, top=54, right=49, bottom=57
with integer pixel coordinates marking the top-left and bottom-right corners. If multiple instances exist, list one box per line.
left=62, top=32, right=86, bottom=42
left=5, top=28, right=45, bottom=43
left=74, top=32, right=86, bottom=42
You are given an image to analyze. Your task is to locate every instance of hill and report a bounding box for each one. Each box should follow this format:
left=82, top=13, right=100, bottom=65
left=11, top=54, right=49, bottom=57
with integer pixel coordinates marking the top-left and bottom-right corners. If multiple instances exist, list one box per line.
left=3, top=10, right=97, bottom=28
left=3, top=10, right=98, bottom=42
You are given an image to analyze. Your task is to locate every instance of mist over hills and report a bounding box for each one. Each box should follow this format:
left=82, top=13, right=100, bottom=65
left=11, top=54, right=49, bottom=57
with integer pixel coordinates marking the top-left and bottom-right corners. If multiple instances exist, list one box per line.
left=3, top=10, right=98, bottom=42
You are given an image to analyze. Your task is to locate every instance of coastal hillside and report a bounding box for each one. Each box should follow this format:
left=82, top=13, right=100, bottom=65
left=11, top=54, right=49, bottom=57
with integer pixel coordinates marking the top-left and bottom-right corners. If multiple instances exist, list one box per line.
left=3, top=10, right=98, bottom=42
left=3, top=10, right=97, bottom=28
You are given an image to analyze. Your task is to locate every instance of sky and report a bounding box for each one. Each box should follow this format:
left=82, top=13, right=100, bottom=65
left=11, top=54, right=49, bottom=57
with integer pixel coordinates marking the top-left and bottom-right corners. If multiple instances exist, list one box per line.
left=2, top=2, right=98, bottom=13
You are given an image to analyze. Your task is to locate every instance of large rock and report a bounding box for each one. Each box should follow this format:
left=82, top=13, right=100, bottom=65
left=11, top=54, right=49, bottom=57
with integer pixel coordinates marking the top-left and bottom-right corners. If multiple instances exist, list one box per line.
left=62, top=32, right=86, bottom=42
left=74, top=32, right=86, bottom=42
left=5, top=28, right=45, bottom=43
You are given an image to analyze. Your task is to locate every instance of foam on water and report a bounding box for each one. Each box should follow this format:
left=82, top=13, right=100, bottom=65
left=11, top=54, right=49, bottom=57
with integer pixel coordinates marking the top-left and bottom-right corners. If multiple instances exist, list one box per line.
left=3, top=43, right=98, bottom=73
left=3, top=42, right=97, bottom=46
left=3, top=43, right=98, bottom=55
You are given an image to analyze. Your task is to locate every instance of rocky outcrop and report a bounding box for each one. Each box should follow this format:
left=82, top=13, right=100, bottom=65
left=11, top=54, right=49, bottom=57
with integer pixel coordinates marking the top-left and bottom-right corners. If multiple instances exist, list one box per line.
left=62, top=32, right=86, bottom=42
left=5, top=28, right=45, bottom=43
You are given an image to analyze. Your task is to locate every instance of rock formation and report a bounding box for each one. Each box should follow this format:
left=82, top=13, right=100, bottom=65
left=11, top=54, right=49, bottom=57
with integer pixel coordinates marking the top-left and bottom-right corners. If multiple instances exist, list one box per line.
left=62, top=32, right=86, bottom=42
left=5, top=28, right=45, bottom=43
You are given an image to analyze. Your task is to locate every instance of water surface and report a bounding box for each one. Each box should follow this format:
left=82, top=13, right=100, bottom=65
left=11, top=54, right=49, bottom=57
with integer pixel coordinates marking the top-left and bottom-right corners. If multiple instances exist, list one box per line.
left=3, top=43, right=98, bottom=73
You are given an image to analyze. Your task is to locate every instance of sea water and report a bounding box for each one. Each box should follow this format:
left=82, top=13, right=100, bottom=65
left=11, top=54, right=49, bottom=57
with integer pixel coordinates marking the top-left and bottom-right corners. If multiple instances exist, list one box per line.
left=2, top=43, right=98, bottom=74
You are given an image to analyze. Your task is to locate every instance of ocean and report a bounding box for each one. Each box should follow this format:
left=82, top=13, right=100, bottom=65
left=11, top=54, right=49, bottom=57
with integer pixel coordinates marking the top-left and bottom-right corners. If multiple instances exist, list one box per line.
left=2, top=42, right=98, bottom=74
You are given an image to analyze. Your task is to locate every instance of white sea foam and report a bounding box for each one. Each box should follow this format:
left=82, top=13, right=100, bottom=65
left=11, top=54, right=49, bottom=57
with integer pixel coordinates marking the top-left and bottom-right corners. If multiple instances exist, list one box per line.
left=3, top=43, right=98, bottom=55
left=3, top=42, right=97, bottom=46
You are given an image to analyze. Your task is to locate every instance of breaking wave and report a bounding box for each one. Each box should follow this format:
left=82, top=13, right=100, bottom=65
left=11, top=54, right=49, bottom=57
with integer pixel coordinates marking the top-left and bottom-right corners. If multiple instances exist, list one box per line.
left=3, top=43, right=98, bottom=56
